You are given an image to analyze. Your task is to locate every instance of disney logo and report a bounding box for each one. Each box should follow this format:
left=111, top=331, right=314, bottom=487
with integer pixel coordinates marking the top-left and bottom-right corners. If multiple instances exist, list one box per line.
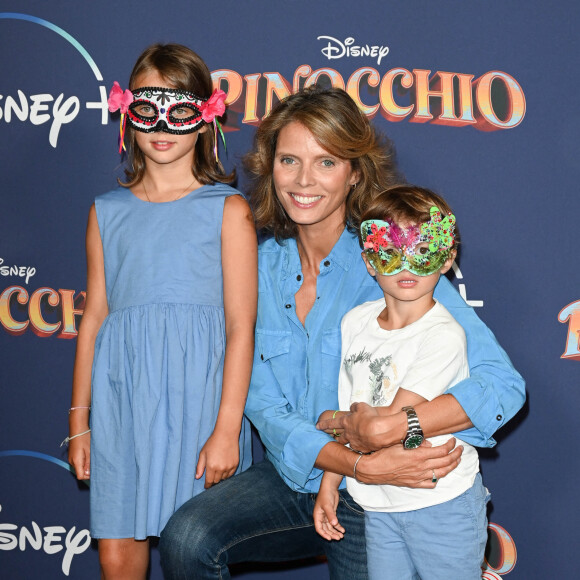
left=317, top=36, right=390, bottom=65
left=0, top=504, right=91, bottom=576
left=0, top=258, right=36, bottom=284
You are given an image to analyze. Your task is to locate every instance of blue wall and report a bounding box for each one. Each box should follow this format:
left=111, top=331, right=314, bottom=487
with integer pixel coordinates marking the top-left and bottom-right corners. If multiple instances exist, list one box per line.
left=1, top=1, right=578, bottom=578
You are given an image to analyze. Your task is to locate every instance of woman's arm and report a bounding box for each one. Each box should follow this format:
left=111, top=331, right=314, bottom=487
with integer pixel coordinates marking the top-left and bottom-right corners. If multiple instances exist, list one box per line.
left=248, top=321, right=464, bottom=488
left=245, top=343, right=334, bottom=489
left=197, top=195, right=258, bottom=488
left=318, top=396, right=471, bottom=453
left=319, top=278, right=525, bottom=450
left=68, top=204, right=108, bottom=480
left=434, top=276, right=526, bottom=446
left=314, top=438, right=462, bottom=488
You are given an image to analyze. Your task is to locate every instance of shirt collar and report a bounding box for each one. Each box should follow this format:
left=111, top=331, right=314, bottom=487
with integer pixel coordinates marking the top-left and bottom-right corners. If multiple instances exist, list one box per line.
left=327, top=227, right=359, bottom=271
left=282, top=227, right=360, bottom=276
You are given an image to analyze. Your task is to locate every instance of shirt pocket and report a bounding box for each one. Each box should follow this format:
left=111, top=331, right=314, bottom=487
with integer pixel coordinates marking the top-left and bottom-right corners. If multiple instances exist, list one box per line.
left=320, top=328, right=342, bottom=391
left=256, top=328, right=292, bottom=386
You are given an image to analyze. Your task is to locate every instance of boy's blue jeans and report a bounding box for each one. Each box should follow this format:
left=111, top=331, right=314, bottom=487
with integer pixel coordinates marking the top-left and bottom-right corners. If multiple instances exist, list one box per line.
left=365, top=473, right=490, bottom=580
left=160, top=460, right=368, bottom=579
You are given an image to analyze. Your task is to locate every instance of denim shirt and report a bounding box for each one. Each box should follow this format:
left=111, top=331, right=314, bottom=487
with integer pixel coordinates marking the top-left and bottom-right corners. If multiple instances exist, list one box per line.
left=245, top=228, right=525, bottom=493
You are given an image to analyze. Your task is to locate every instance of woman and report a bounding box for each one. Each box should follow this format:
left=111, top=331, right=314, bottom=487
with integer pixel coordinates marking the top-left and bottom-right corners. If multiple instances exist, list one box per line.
left=160, top=86, right=525, bottom=580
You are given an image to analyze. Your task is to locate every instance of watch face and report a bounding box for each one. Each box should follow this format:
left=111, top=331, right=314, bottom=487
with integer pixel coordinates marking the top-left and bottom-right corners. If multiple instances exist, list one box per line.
left=404, top=434, right=424, bottom=449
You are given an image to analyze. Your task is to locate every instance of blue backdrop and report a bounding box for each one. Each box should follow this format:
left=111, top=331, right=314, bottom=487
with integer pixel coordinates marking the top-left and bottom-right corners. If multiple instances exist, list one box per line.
left=1, top=1, right=578, bottom=578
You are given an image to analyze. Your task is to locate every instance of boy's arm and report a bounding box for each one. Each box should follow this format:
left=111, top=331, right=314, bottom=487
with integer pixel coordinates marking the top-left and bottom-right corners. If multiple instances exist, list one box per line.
left=379, top=389, right=427, bottom=416
left=318, top=323, right=469, bottom=452
left=313, top=472, right=345, bottom=541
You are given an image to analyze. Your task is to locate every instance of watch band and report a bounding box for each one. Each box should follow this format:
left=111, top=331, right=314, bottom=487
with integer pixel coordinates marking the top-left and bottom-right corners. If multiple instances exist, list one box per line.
left=401, top=406, right=424, bottom=449
left=402, top=406, right=421, bottom=430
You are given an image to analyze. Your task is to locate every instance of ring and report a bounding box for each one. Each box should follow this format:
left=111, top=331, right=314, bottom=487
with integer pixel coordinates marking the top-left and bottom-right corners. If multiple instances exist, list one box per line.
left=333, top=428, right=338, bottom=438
left=431, top=470, right=438, bottom=484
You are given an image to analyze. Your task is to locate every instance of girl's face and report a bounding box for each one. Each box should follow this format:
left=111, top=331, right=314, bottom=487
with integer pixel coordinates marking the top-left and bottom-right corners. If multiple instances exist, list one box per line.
left=272, top=122, right=359, bottom=234
left=131, top=70, right=206, bottom=169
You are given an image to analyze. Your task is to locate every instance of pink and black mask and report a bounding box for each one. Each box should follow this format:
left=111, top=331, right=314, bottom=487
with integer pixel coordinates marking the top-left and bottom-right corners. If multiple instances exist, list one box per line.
left=126, top=86, right=207, bottom=135
left=107, top=82, right=227, bottom=153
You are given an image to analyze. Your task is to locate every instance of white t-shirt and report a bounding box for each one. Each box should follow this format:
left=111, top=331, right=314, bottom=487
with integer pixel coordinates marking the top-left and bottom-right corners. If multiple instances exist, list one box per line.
left=339, top=299, right=480, bottom=512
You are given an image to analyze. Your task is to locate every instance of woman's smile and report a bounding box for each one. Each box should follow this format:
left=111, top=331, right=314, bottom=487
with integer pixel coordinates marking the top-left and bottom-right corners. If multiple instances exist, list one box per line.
left=273, top=121, right=358, bottom=232
left=289, top=193, right=323, bottom=207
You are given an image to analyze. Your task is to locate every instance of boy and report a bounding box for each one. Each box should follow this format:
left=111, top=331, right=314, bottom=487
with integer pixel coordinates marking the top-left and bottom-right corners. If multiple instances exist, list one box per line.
left=314, top=185, right=489, bottom=580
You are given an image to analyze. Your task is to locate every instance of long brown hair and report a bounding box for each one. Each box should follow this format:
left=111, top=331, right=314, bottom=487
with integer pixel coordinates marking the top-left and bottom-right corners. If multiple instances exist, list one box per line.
left=120, top=43, right=234, bottom=187
left=244, top=85, right=400, bottom=241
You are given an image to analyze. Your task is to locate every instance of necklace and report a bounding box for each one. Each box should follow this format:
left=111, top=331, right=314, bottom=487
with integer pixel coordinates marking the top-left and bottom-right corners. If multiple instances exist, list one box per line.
left=142, top=178, right=197, bottom=203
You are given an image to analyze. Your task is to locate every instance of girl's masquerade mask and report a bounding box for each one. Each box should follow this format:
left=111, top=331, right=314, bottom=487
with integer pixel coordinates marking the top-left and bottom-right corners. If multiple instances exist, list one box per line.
left=361, top=207, right=456, bottom=277
left=107, top=82, right=227, bottom=155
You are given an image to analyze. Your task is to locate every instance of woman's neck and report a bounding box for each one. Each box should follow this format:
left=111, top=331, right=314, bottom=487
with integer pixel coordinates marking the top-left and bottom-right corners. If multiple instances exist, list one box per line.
left=296, top=222, right=345, bottom=272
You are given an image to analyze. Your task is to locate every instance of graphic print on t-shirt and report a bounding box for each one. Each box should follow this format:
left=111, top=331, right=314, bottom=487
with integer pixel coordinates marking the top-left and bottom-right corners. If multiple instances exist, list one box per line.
left=343, top=347, right=397, bottom=406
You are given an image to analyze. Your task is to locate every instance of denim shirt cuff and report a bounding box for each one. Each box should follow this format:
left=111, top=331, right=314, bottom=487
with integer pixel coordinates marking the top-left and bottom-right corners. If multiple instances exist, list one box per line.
left=447, top=380, right=498, bottom=448
left=280, top=428, right=334, bottom=488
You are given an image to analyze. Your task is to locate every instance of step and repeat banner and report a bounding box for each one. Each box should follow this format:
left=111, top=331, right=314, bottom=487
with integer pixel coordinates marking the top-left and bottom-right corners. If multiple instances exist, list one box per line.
left=1, top=1, right=578, bottom=578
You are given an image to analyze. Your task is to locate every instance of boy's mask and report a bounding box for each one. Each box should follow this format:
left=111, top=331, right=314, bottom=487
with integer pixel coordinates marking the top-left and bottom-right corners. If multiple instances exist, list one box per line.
left=127, top=86, right=206, bottom=135
left=361, top=207, right=456, bottom=277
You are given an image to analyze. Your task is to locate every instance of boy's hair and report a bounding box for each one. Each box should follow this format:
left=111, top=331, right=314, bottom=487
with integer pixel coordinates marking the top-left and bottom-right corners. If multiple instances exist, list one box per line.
left=357, top=184, right=460, bottom=248
left=121, top=43, right=234, bottom=187
left=244, top=85, right=400, bottom=241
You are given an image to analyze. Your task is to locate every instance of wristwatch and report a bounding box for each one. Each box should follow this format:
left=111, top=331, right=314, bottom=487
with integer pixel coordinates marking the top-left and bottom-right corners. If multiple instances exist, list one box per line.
left=401, top=406, right=424, bottom=450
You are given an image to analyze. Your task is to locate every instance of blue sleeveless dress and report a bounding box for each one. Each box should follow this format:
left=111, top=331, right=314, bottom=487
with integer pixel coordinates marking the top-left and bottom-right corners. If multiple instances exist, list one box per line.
left=89, top=184, right=252, bottom=539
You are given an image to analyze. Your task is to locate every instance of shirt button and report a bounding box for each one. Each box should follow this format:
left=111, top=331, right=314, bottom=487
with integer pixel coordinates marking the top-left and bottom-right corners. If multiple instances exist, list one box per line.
left=297, top=275, right=302, bottom=281
left=285, top=304, right=291, bottom=309
left=324, top=260, right=330, bottom=267
left=260, top=354, right=264, bottom=360
left=496, top=414, right=502, bottom=421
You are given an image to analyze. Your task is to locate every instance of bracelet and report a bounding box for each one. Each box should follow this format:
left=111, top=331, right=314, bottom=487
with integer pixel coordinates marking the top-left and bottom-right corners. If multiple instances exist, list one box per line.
left=332, top=410, right=339, bottom=438
left=69, top=406, right=91, bottom=414
left=60, top=429, right=91, bottom=447
left=353, top=452, right=364, bottom=482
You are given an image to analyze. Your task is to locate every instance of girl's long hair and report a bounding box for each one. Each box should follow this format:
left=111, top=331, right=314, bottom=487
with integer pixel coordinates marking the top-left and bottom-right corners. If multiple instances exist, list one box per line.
left=120, top=43, right=234, bottom=188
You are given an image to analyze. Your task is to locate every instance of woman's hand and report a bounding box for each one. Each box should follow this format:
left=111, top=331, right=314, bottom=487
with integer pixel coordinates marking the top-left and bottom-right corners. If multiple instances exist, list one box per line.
left=317, top=409, right=348, bottom=441
left=317, top=402, right=384, bottom=452
left=355, top=438, right=462, bottom=488
left=68, top=432, right=91, bottom=480
left=196, top=429, right=240, bottom=489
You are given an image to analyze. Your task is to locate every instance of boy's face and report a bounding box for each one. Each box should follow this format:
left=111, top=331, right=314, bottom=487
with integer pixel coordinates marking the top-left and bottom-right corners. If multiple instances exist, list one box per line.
left=362, top=249, right=455, bottom=304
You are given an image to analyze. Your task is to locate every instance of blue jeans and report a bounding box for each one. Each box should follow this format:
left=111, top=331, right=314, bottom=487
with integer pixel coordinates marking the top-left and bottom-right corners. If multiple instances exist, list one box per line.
left=365, top=473, right=490, bottom=580
left=160, top=460, right=367, bottom=579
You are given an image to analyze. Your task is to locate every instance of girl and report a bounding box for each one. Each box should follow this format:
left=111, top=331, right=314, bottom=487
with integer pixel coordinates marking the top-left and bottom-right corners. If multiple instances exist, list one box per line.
left=67, top=43, right=257, bottom=579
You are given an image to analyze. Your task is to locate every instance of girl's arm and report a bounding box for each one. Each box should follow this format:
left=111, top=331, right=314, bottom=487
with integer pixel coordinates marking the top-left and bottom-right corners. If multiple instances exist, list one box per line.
left=196, top=194, right=258, bottom=488
left=68, top=204, right=108, bottom=480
